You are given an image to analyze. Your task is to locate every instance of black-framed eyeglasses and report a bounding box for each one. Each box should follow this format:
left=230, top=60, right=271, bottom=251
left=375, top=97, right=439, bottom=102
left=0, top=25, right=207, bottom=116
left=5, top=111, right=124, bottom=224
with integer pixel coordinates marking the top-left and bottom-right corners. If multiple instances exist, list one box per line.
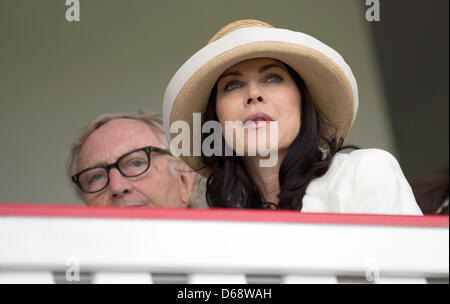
left=72, top=146, right=171, bottom=194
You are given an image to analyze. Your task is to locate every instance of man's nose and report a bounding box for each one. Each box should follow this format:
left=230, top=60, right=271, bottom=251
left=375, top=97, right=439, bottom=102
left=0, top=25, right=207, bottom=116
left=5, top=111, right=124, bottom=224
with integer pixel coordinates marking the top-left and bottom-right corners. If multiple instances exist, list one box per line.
left=108, top=168, right=131, bottom=198
left=246, top=81, right=265, bottom=105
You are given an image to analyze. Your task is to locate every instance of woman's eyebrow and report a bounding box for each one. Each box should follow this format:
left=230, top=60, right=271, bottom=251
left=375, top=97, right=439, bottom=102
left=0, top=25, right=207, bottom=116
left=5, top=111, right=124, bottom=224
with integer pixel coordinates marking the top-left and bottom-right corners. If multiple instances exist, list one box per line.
left=218, top=63, right=283, bottom=81
left=258, top=63, right=284, bottom=73
left=218, top=71, right=242, bottom=81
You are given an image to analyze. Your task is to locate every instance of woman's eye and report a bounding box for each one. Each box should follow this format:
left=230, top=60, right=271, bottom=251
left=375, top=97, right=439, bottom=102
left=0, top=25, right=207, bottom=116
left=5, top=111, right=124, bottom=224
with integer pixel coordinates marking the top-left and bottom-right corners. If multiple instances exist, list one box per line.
left=224, top=80, right=242, bottom=91
left=265, top=73, right=283, bottom=83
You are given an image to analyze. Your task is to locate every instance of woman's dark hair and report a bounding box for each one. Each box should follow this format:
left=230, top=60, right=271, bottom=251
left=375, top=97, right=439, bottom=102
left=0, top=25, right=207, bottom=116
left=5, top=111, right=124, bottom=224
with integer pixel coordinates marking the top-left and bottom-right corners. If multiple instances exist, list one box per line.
left=201, top=62, right=356, bottom=210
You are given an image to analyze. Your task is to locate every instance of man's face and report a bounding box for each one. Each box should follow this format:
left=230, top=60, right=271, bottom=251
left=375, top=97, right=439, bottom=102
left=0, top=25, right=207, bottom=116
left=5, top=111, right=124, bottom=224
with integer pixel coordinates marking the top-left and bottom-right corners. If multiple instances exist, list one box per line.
left=77, top=119, right=192, bottom=207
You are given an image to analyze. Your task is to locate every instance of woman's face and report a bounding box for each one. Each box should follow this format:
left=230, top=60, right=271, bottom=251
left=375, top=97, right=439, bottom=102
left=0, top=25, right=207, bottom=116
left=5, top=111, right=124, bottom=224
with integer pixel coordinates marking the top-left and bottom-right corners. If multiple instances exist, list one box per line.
left=215, top=58, right=302, bottom=158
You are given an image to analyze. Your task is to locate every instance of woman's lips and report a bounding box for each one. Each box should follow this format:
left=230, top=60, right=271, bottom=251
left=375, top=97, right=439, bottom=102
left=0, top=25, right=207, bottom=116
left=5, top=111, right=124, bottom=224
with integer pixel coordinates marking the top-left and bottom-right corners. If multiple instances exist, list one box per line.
left=243, top=120, right=273, bottom=129
left=243, top=112, right=275, bottom=129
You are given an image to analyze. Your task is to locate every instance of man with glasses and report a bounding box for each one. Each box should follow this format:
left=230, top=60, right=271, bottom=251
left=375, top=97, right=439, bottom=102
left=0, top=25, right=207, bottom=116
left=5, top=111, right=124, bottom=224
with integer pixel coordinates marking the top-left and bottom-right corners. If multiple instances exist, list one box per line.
left=68, top=112, right=195, bottom=208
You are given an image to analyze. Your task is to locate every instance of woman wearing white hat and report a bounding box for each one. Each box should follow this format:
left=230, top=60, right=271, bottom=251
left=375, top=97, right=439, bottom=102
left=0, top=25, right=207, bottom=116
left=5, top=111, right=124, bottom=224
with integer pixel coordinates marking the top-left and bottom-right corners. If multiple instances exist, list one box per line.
left=163, top=19, right=422, bottom=215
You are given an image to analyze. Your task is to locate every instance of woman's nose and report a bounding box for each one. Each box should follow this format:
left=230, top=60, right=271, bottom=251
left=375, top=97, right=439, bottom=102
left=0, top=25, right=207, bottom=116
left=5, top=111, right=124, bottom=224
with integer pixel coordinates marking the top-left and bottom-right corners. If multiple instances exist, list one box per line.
left=246, top=82, right=265, bottom=105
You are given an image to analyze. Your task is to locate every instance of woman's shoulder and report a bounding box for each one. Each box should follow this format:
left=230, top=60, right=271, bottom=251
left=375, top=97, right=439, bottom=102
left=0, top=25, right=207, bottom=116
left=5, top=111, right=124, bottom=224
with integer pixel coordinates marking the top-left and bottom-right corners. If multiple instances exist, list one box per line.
left=330, top=148, right=399, bottom=177
left=331, top=148, right=421, bottom=214
left=304, top=148, right=422, bottom=215
left=336, top=148, right=397, bottom=164
left=305, top=148, right=403, bottom=198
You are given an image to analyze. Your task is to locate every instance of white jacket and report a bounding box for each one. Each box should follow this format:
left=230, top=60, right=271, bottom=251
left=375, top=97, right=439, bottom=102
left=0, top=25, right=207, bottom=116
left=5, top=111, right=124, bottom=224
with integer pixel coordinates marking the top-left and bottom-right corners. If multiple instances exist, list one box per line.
left=302, top=149, right=423, bottom=215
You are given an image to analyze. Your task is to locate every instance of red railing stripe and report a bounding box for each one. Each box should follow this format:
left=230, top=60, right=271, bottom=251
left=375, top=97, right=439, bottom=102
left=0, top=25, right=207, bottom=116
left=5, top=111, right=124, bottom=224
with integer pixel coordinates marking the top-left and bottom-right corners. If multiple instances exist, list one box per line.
left=0, top=203, right=448, bottom=227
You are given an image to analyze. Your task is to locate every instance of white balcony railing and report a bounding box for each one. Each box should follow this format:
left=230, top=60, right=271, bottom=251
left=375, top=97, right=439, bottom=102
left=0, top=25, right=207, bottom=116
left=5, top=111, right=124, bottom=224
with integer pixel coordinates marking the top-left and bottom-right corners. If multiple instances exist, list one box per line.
left=0, top=203, right=448, bottom=284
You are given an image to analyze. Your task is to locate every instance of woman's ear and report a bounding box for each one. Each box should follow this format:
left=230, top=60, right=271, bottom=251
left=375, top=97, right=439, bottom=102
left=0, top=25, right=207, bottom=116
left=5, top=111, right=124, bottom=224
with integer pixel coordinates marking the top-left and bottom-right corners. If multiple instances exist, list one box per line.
left=174, top=160, right=195, bottom=206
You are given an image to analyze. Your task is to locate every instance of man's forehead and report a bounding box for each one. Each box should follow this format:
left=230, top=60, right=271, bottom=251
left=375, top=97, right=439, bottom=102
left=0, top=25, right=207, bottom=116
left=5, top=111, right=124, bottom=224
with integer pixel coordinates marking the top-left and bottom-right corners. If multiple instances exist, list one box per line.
left=78, top=118, right=162, bottom=167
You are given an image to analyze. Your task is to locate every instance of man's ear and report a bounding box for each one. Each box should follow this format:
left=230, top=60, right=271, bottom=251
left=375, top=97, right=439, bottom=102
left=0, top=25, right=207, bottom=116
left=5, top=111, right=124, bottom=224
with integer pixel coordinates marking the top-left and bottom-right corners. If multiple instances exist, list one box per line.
left=174, top=160, right=195, bottom=206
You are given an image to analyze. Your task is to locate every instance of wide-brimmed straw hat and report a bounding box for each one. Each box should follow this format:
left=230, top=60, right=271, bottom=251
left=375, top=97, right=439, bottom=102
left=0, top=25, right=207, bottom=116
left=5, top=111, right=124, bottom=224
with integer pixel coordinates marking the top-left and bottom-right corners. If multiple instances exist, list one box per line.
left=163, top=19, right=359, bottom=175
